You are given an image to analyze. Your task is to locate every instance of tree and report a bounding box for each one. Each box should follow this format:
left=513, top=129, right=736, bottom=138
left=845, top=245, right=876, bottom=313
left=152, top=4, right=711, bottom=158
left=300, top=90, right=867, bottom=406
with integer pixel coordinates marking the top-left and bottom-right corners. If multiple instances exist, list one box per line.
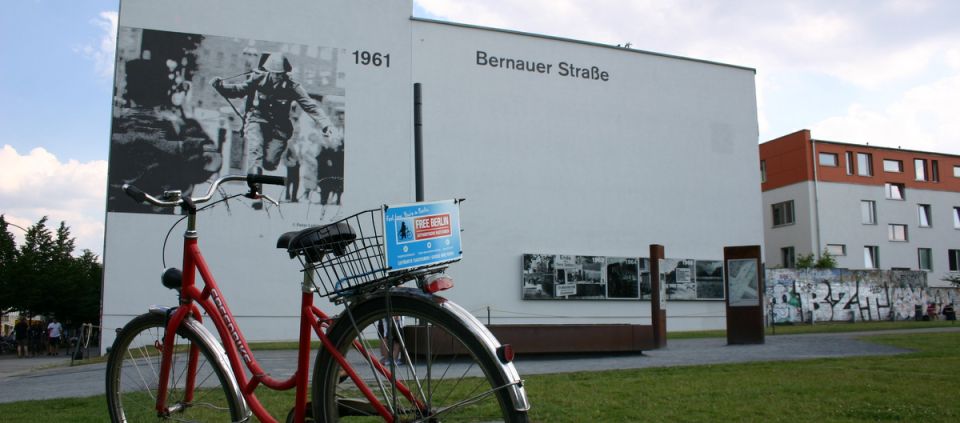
left=0, top=216, right=21, bottom=316
left=814, top=250, right=837, bottom=269
left=944, top=273, right=960, bottom=288
left=0, top=216, right=102, bottom=326
left=795, top=253, right=816, bottom=269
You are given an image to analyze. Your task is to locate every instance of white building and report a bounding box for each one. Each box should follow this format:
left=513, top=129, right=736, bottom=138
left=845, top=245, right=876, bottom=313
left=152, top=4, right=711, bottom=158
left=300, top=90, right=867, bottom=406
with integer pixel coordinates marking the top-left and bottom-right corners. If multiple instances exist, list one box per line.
left=760, top=129, right=960, bottom=287
left=101, top=0, right=761, bottom=351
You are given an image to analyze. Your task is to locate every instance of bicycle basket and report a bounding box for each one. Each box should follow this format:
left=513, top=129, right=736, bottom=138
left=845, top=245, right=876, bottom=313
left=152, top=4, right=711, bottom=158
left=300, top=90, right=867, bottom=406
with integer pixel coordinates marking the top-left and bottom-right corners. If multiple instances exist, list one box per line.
left=289, top=209, right=419, bottom=300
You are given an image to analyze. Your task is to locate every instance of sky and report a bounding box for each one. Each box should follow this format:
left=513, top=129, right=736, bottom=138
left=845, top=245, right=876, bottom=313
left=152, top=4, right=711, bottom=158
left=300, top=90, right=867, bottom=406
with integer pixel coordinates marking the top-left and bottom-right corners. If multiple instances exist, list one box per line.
left=2, top=0, right=959, bottom=257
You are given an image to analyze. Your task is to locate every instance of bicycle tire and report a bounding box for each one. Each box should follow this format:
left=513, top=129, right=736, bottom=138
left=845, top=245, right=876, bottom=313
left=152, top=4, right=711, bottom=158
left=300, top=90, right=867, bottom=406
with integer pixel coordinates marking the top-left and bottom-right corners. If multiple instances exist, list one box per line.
left=312, top=290, right=529, bottom=422
left=105, top=312, right=246, bottom=422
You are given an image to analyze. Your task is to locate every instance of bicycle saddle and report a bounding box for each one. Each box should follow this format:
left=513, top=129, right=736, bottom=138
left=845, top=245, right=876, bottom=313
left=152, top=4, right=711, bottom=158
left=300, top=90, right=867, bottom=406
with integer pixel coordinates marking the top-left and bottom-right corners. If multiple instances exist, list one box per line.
left=278, top=222, right=356, bottom=263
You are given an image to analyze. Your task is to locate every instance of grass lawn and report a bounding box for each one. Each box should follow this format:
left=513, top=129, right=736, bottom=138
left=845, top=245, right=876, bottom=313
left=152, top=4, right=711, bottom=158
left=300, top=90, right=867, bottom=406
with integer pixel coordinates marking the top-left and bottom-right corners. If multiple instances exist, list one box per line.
left=2, top=331, right=958, bottom=422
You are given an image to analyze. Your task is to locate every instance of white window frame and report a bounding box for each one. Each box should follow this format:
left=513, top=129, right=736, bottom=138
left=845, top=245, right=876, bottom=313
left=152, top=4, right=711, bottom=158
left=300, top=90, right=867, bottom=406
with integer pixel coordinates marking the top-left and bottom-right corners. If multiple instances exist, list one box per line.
left=918, top=204, right=932, bottom=228
left=885, top=183, right=905, bottom=200
left=826, top=244, right=846, bottom=256
left=864, top=246, right=879, bottom=269
left=857, top=153, right=873, bottom=176
left=888, top=224, right=908, bottom=242
left=953, top=165, right=960, bottom=178
left=882, top=159, right=902, bottom=173
left=772, top=200, right=795, bottom=227
left=950, top=249, right=960, bottom=272
left=861, top=200, right=876, bottom=225
left=915, top=158, right=927, bottom=181
left=819, top=152, right=838, bottom=167
left=954, top=207, right=960, bottom=229
left=782, top=246, right=796, bottom=268
left=845, top=152, right=855, bottom=175
left=918, top=248, right=932, bottom=271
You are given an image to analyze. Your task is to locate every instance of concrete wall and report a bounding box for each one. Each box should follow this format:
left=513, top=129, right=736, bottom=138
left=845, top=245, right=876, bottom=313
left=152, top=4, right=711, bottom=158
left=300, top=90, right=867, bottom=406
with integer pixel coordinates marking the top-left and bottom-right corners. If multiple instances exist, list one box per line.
left=766, top=268, right=959, bottom=323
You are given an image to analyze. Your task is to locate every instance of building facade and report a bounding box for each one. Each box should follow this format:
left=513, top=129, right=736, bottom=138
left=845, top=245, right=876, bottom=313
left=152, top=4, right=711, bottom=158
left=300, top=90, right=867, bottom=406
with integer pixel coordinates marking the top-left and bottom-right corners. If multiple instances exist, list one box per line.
left=760, top=130, right=960, bottom=287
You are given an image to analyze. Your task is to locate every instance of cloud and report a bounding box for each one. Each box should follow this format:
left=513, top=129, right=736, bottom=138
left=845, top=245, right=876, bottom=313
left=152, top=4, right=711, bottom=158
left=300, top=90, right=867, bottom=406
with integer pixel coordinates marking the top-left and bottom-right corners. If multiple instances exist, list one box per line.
left=0, top=145, right=108, bottom=257
left=75, top=11, right=118, bottom=79
left=414, top=0, right=960, bottom=150
left=811, top=72, right=960, bottom=154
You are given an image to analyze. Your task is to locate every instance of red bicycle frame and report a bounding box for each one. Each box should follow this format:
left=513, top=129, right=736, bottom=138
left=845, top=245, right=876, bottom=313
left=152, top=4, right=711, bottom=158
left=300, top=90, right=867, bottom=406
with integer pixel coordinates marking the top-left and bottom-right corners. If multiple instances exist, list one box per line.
left=154, top=236, right=423, bottom=423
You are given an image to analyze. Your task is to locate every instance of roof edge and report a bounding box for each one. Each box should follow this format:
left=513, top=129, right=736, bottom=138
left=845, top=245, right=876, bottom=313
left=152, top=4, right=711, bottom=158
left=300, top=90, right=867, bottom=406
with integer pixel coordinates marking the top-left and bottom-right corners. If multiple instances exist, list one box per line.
left=410, top=17, right=757, bottom=74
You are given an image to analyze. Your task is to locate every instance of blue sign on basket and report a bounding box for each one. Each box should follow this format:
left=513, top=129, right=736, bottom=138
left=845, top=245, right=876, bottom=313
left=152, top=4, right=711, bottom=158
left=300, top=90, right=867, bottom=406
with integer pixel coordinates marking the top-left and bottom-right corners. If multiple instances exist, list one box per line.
left=383, top=200, right=462, bottom=272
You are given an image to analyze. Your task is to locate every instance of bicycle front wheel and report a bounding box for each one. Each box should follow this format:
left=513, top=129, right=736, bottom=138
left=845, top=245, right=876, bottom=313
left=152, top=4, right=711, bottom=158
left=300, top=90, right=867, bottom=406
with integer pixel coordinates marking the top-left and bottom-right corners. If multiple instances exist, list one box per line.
left=105, top=312, right=246, bottom=422
left=313, top=290, right=528, bottom=422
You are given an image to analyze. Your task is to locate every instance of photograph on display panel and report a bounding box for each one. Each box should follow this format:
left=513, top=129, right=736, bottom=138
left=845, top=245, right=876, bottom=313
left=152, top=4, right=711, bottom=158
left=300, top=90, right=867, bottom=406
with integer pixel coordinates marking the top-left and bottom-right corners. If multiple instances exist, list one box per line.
left=522, top=254, right=643, bottom=300
left=695, top=260, right=725, bottom=300
left=662, top=258, right=696, bottom=300
left=108, top=27, right=345, bottom=216
left=728, top=258, right=760, bottom=307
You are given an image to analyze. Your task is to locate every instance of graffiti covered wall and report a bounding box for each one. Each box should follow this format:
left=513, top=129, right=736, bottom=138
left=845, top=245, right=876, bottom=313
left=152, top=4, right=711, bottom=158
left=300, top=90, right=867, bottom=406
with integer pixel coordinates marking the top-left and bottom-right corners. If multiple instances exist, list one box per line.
left=766, top=269, right=959, bottom=323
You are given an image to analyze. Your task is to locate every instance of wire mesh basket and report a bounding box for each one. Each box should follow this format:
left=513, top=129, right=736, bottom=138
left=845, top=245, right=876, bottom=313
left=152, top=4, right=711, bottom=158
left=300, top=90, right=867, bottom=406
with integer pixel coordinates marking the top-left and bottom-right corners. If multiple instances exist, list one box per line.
left=288, top=209, right=434, bottom=301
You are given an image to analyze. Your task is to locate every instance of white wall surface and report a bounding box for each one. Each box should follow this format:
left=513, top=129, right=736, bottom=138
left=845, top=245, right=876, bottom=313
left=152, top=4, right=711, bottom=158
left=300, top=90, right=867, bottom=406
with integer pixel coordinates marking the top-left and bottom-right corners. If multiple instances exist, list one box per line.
left=762, top=181, right=816, bottom=265
left=411, top=21, right=761, bottom=330
left=103, top=0, right=416, bottom=350
left=103, top=2, right=763, bottom=351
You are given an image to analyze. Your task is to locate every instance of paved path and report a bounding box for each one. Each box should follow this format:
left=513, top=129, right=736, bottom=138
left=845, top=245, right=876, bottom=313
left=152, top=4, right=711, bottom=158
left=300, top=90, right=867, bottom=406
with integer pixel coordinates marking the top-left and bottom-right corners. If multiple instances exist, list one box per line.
left=1, top=327, right=957, bottom=404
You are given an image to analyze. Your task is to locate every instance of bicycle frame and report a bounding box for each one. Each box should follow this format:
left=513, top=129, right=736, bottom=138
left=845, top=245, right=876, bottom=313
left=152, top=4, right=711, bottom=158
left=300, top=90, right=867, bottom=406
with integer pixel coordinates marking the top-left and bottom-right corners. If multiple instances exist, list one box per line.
left=154, top=226, right=421, bottom=422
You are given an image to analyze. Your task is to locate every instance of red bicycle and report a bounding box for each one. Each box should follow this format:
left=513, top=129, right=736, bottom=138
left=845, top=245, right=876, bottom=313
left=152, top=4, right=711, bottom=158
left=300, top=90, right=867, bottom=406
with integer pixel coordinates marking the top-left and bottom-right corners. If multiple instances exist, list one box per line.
left=105, top=174, right=529, bottom=422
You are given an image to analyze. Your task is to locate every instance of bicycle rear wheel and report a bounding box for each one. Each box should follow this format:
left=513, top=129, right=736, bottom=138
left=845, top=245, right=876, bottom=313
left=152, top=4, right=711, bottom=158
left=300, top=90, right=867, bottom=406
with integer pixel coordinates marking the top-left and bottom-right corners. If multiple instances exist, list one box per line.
left=312, top=290, right=529, bottom=422
left=105, top=312, right=245, bottom=422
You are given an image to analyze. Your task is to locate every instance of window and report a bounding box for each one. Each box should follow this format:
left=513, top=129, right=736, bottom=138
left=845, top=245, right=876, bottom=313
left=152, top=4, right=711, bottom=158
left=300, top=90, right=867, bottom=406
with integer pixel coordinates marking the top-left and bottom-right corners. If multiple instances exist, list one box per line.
left=918, top=204, right=932, bottom=227
left=864, top=246, right=879, bottom=269
left=772, top=200, right=795, bottom=227
left=888, top=224, right=908, bottom=242
left=883, top=159, right=903, bottom=172
left=857, top=153, right=873, bottom=176
left=915, top=159, right=927, bottom=181
left=954, top=207, right=960, bottom=229
left=819, top=152, right=838, bottom=167
left=885, top=183, right=905, bottom=200
left=954, top=165, right=960, bottom=178
left=861, top=200, right=876, bottom=225
left=950, top=249, right=960, bottom=272
left=760, top=160, right=766, bottom=183
left=918, top=248, right=932, bottom=271
left=845, top=152, right=855, bottom=175
left=826, top=244, right=846, bottom=256
left=782, top=247, right=796, bottom=268
left=931, top=160, right=939, bottom=182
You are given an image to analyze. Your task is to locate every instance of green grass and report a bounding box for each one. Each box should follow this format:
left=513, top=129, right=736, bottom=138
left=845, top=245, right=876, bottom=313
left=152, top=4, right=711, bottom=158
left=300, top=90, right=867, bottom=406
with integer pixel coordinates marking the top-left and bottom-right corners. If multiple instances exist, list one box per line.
left=4, top=331, right=958, bottom=422
left=668, top=319, right=958, bottom=339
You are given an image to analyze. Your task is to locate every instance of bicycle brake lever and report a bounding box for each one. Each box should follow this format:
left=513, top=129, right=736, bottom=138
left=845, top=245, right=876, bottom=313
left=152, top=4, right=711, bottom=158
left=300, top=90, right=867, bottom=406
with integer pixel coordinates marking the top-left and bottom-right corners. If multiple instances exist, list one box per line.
left=260, top=194, right=280, bottom=207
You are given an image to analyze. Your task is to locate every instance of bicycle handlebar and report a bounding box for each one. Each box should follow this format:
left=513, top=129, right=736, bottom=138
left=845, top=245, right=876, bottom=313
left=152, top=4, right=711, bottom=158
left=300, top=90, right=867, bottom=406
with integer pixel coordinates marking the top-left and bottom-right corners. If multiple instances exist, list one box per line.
left=122, top=174, right=286, bottom=208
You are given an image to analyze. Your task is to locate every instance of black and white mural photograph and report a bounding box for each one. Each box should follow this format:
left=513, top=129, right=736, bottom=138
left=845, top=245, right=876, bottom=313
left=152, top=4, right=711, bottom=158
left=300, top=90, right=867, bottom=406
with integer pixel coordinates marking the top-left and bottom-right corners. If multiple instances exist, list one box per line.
left=695, top=260, right=725, bottom=300
left=108, top=27, right=345, bottom=217
left=522, top=254, right=726, bottom=301
left=606, top=257, right=640, bottom=299
left=662, top=258, right=696, bottom=300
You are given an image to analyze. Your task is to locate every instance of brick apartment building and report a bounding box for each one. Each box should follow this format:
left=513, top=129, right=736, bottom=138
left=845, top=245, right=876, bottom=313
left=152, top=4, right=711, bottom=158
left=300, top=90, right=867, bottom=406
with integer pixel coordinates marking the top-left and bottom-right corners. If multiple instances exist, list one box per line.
left=760, top=130, right=960, bottom=287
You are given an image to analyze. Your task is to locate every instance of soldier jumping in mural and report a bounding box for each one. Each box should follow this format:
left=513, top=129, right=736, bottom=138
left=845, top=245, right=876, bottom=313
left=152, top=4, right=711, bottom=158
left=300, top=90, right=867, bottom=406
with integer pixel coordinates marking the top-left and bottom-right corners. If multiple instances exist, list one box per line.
left=211, top=53, right=333, bottom=178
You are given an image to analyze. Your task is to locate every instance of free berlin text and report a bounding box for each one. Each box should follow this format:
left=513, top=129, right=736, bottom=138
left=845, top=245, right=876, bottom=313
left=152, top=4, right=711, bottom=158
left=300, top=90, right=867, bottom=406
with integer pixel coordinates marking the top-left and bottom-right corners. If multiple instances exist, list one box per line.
left=476, top=50, right=610, bottom=81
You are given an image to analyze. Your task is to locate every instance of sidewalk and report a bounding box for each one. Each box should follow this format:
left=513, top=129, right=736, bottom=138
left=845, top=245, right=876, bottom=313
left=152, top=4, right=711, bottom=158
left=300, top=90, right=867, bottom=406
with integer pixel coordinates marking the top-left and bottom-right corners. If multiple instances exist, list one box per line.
left=1, top=327, right=958, bottom=404
left=0, top=351, right=72, bottom=380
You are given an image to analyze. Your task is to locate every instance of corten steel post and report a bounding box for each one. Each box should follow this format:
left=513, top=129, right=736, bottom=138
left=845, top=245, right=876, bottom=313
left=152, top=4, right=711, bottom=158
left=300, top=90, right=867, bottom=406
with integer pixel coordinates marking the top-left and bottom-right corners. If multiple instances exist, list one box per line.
left=650, top=244, right=667, bottom=348
left=724, top=245, right=765, bottom=344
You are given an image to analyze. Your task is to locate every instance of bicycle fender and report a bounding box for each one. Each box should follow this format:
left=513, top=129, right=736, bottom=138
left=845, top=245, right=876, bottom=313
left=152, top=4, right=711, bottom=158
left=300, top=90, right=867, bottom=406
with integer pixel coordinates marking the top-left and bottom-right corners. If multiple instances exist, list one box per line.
left=148, top=306, right=253, bottom=420
left=360, top=289, right=531, bottom=412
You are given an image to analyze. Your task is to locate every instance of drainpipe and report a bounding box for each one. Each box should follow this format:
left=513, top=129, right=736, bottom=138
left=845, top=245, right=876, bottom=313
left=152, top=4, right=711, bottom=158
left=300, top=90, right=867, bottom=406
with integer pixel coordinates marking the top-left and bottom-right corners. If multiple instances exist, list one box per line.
left=810, top=139, right=823, bottom=259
